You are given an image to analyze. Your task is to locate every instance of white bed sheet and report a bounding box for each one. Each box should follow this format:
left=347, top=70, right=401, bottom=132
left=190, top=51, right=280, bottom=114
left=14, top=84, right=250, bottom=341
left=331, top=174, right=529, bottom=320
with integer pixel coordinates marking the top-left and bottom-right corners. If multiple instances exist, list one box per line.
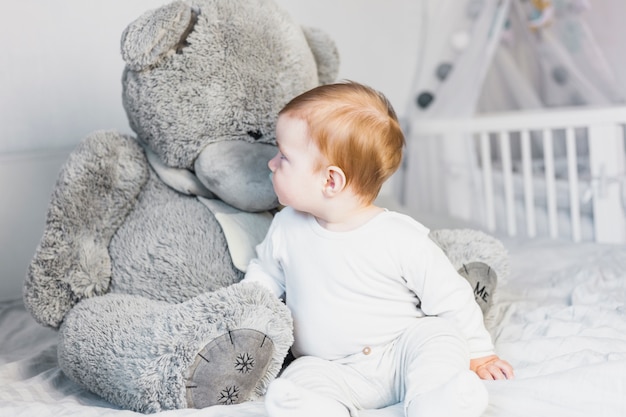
left=1, top=239, right=625, bottom=416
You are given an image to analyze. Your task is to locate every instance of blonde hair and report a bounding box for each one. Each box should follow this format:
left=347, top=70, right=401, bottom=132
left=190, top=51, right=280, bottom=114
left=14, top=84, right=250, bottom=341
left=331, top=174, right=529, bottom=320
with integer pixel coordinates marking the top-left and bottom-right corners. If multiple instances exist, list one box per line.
left=279, top=81, right=405, bottom=203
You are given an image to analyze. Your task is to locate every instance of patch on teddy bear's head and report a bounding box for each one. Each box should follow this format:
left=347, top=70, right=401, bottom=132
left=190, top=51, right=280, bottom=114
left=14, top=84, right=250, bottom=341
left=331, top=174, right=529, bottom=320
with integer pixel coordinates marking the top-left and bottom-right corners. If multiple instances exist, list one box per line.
left=121, top=1, right=196, bottom=71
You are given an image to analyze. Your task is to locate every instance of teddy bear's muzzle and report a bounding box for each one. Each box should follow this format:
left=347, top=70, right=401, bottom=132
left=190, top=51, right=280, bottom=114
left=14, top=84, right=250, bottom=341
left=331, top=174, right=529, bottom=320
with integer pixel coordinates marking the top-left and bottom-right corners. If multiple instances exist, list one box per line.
left=195, top=141, right=279, bottom=212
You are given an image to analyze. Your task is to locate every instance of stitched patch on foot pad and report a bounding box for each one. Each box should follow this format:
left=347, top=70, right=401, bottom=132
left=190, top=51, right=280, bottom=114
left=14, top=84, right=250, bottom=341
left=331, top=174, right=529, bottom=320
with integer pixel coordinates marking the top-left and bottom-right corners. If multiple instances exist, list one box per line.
left=185, top=329, right=274, bottom=408
left=458, top=262, right=497, bottom=315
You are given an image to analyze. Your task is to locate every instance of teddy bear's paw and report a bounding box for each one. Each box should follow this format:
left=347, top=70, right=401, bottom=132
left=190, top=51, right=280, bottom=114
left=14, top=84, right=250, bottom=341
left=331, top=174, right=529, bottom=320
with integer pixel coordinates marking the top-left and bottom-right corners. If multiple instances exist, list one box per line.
left=24, top=131, right=149, bottom=329
left=185, top=329, right=275, bottom=408
left=457, top=262, right=497, bottom=316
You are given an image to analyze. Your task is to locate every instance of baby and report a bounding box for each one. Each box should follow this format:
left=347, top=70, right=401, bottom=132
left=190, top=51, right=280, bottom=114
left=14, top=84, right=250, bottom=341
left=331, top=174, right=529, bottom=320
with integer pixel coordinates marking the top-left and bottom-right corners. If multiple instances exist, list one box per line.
left=243, top=81, right=513, bottom=417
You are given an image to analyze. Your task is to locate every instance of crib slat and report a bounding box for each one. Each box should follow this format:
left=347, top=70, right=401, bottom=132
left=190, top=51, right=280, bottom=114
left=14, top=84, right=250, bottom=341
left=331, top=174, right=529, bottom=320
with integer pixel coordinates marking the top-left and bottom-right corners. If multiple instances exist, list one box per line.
left=479, top=132, right=496, bottom=231
left=542, top=129, right=558, bottom=238
left=520, top=129, right=536, bottom=238
left=565, top=128, right=582, bottom=242
left=499, top=131, right=516, bottom=236
left=587, top=123, right=626, bottom=243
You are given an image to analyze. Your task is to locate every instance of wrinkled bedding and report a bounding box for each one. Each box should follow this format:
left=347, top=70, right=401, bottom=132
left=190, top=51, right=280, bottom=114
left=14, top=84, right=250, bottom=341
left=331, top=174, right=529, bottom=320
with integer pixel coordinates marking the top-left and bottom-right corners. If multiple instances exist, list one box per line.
left=1, top=238, right=625, bottom=416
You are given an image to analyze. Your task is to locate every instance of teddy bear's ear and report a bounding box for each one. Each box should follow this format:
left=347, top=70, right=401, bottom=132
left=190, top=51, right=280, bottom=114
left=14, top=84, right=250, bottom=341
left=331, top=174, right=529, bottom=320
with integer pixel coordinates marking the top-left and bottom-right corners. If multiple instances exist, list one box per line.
left=121, top=1, right=196, bottom=71
left=301, top=26, right=340, bottom=85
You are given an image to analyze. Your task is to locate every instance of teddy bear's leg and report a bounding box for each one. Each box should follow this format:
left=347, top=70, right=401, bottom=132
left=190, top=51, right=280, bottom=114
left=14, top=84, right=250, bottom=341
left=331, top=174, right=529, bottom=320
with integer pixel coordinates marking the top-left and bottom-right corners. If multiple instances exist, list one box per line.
left=24, top=132, right=148, bottom=329
left=428, top=229, right=509, bottom=319
left=58, top=281, right=293, bottom=413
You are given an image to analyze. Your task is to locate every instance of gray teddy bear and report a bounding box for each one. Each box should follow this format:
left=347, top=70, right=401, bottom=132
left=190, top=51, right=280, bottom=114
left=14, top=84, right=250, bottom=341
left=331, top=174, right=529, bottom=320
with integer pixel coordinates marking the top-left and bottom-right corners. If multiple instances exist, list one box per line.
left=23, top=0, right=508, bottom=413
left=24, top=0, right=339, bottom=412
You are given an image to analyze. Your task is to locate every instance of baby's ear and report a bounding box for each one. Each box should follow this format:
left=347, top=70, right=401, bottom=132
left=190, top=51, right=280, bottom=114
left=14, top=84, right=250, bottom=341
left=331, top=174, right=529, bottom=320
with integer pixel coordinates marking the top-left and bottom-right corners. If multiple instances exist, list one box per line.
left=120, top=1, right=196, bottom=71
left=323, top=166, right=346, bottom=196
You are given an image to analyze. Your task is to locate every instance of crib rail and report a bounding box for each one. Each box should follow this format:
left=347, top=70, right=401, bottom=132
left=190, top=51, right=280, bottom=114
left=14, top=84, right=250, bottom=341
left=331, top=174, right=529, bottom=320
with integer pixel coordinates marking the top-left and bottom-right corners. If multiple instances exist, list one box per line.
left=404, top=105, right=626, bottom=243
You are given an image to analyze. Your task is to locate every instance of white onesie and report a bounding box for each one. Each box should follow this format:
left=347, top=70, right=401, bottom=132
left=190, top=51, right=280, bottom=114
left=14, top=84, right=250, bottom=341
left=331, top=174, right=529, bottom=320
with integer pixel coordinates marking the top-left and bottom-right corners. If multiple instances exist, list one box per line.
left=243, top=206, right=494, bottom=360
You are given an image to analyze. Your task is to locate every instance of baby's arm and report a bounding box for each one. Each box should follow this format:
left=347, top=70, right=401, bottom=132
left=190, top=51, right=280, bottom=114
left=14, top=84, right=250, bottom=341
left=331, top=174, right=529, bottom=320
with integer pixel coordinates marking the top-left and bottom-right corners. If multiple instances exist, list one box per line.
left=241, top=215, right=286, bottom=299
left=470, top=355, right=514, bottom=380
left=410, top=238, right=514, bottom=379
left=243, top=258, right=284, bottom=298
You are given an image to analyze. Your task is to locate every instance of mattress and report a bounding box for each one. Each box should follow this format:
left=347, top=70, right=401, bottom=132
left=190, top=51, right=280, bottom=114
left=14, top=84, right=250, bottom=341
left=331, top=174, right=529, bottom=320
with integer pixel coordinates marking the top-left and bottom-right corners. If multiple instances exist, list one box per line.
left=1, top=238, right=625, bottom=416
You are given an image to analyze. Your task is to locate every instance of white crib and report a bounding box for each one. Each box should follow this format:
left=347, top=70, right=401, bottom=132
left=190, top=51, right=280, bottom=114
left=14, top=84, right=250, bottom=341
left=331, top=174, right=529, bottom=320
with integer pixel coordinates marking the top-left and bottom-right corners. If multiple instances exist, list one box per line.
left=401, top=105, right=626, bottom=243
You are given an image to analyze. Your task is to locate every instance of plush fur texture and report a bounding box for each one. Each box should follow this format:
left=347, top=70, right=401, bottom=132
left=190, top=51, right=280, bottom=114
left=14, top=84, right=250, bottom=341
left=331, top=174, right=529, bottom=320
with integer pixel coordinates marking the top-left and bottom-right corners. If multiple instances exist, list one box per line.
left=59, top=282, right=293, bottom=413
left=24, top=0, right=339, bottom=412
left=24, top=132, right=149, bottom=328
left=107, top=168, right=243, bottom=301
left=121, top=0, right=338, bottom=169
left=429, top=229, right=509, bottom=282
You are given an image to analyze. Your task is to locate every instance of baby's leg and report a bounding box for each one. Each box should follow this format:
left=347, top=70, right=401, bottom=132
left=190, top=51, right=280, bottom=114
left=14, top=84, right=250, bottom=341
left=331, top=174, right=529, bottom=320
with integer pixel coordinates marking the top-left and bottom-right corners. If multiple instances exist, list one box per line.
left=396, top=317, right=488, bottom=417
left=265, top=379, right=349, bottom=417
left=265, top=356, right=357, bottom=417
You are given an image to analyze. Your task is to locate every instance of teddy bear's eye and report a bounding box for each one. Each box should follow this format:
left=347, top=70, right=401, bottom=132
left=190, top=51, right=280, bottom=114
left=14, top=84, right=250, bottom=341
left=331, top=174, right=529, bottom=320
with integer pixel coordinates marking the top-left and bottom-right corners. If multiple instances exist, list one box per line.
left=247, top=130, right=263, bottom=140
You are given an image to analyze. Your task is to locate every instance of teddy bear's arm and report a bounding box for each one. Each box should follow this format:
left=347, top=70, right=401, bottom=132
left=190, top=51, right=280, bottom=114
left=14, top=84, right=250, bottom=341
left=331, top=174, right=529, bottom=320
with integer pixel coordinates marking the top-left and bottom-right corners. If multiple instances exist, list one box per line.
left=24, top=131, right=149, bottom=329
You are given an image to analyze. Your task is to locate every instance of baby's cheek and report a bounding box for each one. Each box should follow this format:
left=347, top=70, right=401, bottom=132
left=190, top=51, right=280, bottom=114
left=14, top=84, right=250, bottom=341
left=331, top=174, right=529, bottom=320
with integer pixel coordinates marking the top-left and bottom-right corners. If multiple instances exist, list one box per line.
left=271, top=178, right=282, bottom=198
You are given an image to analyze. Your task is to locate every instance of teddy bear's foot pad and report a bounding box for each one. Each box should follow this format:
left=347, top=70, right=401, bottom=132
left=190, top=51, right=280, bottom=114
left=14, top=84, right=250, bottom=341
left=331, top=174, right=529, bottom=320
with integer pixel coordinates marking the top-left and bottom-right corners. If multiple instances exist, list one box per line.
left=457, top=262, right=497, bottom=315
left=186, top=329, right=274, bottom=408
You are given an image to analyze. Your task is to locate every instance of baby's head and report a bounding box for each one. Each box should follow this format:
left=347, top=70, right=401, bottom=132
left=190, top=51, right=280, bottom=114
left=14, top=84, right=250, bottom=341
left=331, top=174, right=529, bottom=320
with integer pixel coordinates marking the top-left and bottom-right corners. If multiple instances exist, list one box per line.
left=279, top=81, right=405, bottom=204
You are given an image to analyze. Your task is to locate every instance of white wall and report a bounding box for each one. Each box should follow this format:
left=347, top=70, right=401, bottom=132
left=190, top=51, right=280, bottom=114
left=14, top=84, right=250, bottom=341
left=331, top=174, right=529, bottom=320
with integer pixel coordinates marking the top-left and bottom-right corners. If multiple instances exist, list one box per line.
left=0, top=1, right=170, bottom=154
left=273, top=0, right=421, bottom=119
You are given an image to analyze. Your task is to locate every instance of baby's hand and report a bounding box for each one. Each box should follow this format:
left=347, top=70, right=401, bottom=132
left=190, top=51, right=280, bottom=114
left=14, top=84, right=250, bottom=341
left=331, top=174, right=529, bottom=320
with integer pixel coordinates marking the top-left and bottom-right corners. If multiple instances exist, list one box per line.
left=470, top=355, right=514, bottom=380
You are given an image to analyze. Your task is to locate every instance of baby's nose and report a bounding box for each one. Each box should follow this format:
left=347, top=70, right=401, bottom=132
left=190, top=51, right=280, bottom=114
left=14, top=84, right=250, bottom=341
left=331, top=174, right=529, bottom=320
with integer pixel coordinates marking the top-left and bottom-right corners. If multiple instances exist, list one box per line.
left=268, top=154, right=278, bottom=172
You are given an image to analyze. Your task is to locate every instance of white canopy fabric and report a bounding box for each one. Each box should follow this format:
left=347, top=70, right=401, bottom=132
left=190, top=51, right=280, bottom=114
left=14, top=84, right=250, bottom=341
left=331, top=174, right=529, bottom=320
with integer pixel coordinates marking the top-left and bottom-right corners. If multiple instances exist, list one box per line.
left=406, top=0, right=624, bottom=121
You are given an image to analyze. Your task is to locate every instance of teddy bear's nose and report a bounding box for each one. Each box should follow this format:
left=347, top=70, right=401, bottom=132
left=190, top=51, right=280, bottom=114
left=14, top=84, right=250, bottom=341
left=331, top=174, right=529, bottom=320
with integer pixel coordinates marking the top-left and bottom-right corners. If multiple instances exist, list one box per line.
left=247, top=130, right=263, bottom=140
